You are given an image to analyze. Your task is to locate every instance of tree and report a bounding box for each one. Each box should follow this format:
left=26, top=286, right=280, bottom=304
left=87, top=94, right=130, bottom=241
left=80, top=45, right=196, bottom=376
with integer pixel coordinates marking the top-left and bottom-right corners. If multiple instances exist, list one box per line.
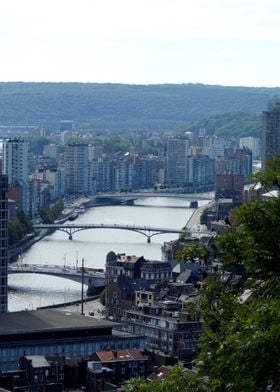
left=176, top=241, right=210, bottom=265
left=251, top=152, right=280, bottom=191
left=124, top=365, right=207, bottom=392
left=8, top=210, right=34, bottom=245
left=126, top=155, right=280, bottom=391
left=195, top=156, right=280, bottom=391
left=40, top=200, right=64, bottom=224
left=26, top=136, right=50, bottom=155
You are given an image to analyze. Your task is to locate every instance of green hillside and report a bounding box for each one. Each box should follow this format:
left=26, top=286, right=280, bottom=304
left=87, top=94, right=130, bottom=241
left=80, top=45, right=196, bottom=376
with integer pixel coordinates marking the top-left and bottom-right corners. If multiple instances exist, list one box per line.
left=182, top=112, right=261, bottom=138
left=0, top=82, right=278, bottom=131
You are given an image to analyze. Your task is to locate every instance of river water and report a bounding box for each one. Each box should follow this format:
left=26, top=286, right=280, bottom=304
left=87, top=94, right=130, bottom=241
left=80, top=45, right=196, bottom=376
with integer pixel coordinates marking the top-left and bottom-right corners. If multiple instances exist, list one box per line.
left=8, top=196, right=210, bottom=311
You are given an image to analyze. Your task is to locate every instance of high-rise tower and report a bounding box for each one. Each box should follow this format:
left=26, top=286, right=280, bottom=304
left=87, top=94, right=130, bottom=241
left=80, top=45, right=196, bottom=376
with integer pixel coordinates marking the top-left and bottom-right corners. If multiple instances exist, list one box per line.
left=0, top=175, right=8, bottom=312
left=262, top=99, right=280, bottom=168
left=65, top=144, right=93, bottom=194
left=2, top=139, right=29, bottom=212
left=165, top=137, right=190, bottom=184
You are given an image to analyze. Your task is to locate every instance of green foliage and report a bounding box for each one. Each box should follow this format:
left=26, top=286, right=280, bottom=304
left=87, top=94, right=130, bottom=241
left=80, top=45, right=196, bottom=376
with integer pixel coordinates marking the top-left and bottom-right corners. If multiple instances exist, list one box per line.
left=196, top=184, right=280, bottom=389
left=218, top=197, right=280, bottom=275
left=8, top=210, right=33, bottom=245
left=25, top=136, right=50, bottom=155
left=183, top=112, right=261, bottom=138
left=197, top=277, right=280, bottom=392
left=40, top=200, right=64, bottom=224
left=124, top=365, right=207, bottom=392
left=199, top=207, right=210, bottom=225
left=102, top=136, right=131, bottom=153
left=176, top=241, right=210, bottom=264
left=251, top=152, right=280, bottom=191
left=0, top=82, right=278, bottom=131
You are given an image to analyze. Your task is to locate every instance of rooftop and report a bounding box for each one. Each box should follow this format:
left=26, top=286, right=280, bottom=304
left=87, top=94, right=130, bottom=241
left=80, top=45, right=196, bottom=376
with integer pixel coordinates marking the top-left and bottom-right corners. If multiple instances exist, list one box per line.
left=95, top=349, right=146, bottom=362
left=0, top=309, right=116, bottom=336
left=25, top=355, right=50, bottom=368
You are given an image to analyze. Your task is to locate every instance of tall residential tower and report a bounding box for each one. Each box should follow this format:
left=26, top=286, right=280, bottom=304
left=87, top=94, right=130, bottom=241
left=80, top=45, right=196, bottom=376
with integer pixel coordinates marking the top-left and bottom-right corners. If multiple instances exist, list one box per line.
left=262, top=99, right=280, bottom=168
left=165, top=137, right=190, bottom=184
left=65, top=144, right=93, bottom=194
left=0, top=175, right=8, bottom=312
left=2, top=139, right=29, bottom=212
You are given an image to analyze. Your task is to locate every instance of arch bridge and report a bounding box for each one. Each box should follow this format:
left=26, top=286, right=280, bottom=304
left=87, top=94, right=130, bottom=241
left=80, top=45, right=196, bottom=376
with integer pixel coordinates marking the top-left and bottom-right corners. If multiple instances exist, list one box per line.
left=33, top=223, right=182, bottom=243
left=8, top=264, right=105, bottom=296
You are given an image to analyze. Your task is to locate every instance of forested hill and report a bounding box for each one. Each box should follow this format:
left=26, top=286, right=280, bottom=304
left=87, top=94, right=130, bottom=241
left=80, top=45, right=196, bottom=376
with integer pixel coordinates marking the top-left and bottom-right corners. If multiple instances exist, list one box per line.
left=0, top=82, right=279, bottom=131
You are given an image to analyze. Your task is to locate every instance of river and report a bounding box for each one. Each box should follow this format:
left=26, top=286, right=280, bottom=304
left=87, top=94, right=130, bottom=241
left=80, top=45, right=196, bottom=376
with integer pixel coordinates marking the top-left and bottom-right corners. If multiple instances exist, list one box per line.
left=8, top=196, right=210, bottom=311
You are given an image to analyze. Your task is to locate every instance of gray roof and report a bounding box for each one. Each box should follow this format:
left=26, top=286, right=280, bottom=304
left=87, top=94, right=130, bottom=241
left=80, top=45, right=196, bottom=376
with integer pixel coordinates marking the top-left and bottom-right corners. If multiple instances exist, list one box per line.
left=0, top=309, right=116, bottom=335
left=25, top=355, right=50, bottom=368
left=173, top=262, right=199, bottom=274
left=176, top=269, right=201, bottom=284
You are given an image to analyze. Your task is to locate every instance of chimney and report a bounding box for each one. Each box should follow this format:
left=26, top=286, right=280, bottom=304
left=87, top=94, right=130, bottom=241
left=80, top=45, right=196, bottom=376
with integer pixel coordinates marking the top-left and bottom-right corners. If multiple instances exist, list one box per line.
left=112, top=350, right=118, bottom=359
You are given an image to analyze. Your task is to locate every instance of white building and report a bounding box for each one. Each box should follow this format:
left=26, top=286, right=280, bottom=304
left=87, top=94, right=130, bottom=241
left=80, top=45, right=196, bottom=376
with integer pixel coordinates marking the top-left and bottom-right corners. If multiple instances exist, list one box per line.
left=33, top=168, right=66, bottom=199
left=201, top=135, right=225, bottom=159
left=239, top=136, right=260, bottom=159
left=43, top=144, right=58, bottom=159
left=2, top=139, right=29, bottom=212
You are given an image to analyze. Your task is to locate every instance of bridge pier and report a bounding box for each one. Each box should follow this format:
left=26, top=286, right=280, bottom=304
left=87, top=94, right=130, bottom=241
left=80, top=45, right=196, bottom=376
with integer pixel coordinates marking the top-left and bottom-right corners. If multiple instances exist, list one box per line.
left=69, top=234, right=72, bottom=240
left=147, top=237, right=151, bottom=243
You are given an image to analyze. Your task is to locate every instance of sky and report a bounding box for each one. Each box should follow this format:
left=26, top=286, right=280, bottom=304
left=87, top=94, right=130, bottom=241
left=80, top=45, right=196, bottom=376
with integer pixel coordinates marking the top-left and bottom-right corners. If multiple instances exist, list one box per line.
left=0, top=0, right=280, bottom=87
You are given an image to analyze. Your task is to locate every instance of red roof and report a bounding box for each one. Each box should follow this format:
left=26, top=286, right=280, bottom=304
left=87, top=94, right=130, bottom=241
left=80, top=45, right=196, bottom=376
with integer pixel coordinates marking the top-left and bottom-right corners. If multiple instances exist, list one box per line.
left=96, top=349, right=146, bottom=362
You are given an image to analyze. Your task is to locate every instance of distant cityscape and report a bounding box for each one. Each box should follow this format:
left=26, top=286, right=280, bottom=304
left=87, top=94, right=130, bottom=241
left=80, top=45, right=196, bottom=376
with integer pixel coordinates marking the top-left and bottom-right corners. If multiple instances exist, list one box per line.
left=0, top=117, right=262, bottom=219
left=0, top=98, right=279, bottom=390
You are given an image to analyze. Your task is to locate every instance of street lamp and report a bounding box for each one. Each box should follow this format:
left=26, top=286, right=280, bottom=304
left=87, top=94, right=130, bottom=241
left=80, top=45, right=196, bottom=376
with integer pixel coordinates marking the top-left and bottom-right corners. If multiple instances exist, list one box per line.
left=81, top=257, right=85, bottom=315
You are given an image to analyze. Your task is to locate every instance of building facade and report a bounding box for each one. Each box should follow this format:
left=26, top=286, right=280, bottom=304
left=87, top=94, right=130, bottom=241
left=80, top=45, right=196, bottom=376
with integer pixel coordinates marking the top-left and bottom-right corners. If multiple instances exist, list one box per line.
left=89, top=349, right=148, bottom=386
left=186, top=154, right=215, bottom=188
left=121, top=302, right=202, bottom=355
left=0, top=309, right=145, bottom=371
left=262, top=99, right=280, bottom=168
left=239, top=136, right=260, bottom=159
left=65, top=144, right=93, bottom=195
left=0, top=175, right=8, bottom=313
left=215, top=173, right=244, bottom=201
left=165, top=138, right=190, bottom=184
left=2, top=139, right=29, bottom=212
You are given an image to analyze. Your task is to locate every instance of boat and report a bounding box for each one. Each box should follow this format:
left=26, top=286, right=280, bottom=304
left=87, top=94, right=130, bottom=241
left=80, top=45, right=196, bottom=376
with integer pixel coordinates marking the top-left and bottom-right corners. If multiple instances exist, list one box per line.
left=68, top=212, right=78, bottom=221
left=75, top=206, right=86, bottom=213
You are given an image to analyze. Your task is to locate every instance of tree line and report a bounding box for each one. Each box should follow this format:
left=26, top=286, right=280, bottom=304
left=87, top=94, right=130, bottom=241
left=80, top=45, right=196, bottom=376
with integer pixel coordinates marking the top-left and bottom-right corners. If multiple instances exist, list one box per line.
left=8, top=200, right=64, bottom=245
left=0, top=82, right=278, bottom=131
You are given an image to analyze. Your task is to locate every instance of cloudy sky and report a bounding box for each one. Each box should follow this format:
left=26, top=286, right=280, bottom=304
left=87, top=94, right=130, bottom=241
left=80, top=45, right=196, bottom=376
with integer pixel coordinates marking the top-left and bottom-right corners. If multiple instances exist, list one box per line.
left=0, top=0, right=279, bottom=86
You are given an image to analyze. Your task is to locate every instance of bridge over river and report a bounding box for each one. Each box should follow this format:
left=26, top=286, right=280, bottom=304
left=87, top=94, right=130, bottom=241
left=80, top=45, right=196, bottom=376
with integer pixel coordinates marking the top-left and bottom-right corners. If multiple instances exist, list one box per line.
left=96, top=191, right=213, bottom=200
left=8, top=263, right=105, bottom=296
left=33, top=223, right=183, bottom=242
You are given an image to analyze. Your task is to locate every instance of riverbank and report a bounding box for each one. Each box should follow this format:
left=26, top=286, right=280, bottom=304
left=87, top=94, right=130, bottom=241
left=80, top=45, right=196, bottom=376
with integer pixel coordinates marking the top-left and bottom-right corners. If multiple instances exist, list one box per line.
left=9, top=195, right=211, bottom=311
left=185, top=200, right=215, bottom=230
left=8, top=197, right=88, bottom=263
